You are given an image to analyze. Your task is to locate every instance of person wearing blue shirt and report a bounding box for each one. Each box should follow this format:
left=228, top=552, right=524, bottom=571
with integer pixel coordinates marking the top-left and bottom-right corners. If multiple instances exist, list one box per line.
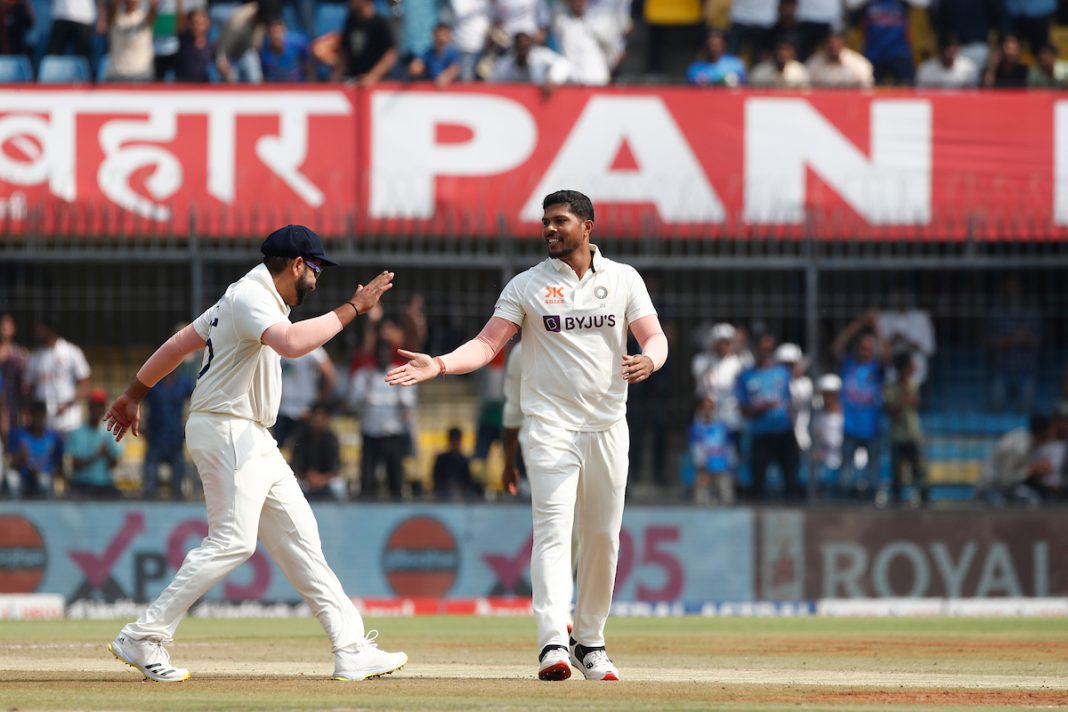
left=852, top=0, right=913, bottom=84
left=735, top=333, right=800, bottom=500
left=686, top=29, right=748, bottom=86
left=66, top=389, right=122, bottom=499
left=143, top=369, right=195, bottom=499
left=833, top=312, right=890, bottom=499
left=408, top=22, right=461, bottom=86
left=689, top=395, right=735, bottom=505
left=8, top=400, right=63, bottom=498
left=260, top=18, right=311, bottom=82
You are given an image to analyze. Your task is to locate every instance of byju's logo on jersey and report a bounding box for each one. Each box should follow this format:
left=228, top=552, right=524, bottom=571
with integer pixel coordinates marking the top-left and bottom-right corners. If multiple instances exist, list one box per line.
left=543, top=314, right=617, bottom=332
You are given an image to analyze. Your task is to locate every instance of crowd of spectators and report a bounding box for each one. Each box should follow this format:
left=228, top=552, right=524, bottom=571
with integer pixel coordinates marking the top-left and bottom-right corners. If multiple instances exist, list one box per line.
left=3, top=0, right=1068, bottom=88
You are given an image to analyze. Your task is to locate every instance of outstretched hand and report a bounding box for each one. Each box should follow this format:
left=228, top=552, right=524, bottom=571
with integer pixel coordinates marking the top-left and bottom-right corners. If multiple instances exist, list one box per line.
left=104, top=392, right=141, bottom=442
left=351, top=271, right=395, bottom=315
left=384, top=349, right=439, bottom=387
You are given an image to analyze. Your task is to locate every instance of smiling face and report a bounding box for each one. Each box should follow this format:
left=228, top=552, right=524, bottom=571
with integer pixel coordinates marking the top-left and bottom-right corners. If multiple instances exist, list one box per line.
left=541, top=202, right=591, bottom=260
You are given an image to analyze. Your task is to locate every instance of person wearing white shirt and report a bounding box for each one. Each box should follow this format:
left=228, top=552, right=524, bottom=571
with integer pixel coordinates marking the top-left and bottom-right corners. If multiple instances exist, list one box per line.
left=493, top=0, right=551, bottom=43
left=47, top=0, right=102, bottom=68
left=692, top=323, right=744, bottom=440
left=26, top=322, right=90, bottom=435
left=878, top=294, right=936, bottom=385
left=102, top=225, right=405, bottom=684
left=552, top=0, right=612, bottom=84
left=916, top=37, right=978, bottom=88
left=386, top=189, right=667, bottom=683
left=807, top=30, right=874, bottom=87
left=491, top=31, right=572, bottom=89
left=749, top=37, right=811, bottom=87
left=452, top=0, right=494, bottom=80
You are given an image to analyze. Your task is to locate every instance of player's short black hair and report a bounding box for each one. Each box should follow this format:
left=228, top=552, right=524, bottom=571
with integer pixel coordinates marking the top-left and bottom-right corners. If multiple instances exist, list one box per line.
left=263, top=255, right=292, bottom=275
left=542, top=190, right=594, bottom=222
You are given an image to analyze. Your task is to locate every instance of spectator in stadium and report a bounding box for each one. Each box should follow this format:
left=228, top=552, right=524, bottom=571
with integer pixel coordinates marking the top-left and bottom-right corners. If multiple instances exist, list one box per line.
left=276, top=346, right=337, bottom=449
left=983, top=33, right=1030, bottom=88
left=832, top=311, right=888, bottom=499
left=686, top=29, right=747, bottom=86
left=0, top=0, right=35, bottom=56
left=878, top=290, right=935, bottom=386
left=749, top=37, right=811, bottom=87
left=1006, top=0, right=1056, bottom=54
left=8, top=400, right=63, bottom=498
left=627, top=323, right=673, bottom=488
left=915, top=34, right=979, bottom=88
left=1021, top=405, right=1067, bottom=500
left=735, top=332, right=800, bottom=500
left=493, top=0, right=551, bottom=47
left=552, top=0, right=615, bottom=85
left=0, top=313, right=28, bottom=449
left=26, top=321, right=90, bottom=437
left=642, top=0, right=703, bottom=74
left=448, top=0, right=491, bottom=81
left=692, top=323, right=744, bottom=451
left=978, top=412, right=1050, bottom=506
left=795, top=0, right=843, bottom=60
left=727, top=0, right=779, bottom=62
left=884, top=352, right=927, bottom=506
left=142, top=362, right=194, bottom=500
left=776, top=342, right=813, bottom=458
left=689, top=395, right=735, bottom=506
left=216, top=0, right=276, bottom=83
left=985, top=276, right=1041, bottom=411
left=851, top=0, right=915, bottom=85
left=260, top=17, right=312, bottom=81
left=103, top=0, right=159, bottom=82
left=1028, top=41, right=1068, bottom=87
left=173, top=0, right=215, bottom=82
left=150, top=0, right=180, bottom=80
left=66, top=388, right=122, bottom=499
left=433, top=425, right=482, bottom=499
left=490, top=29, right=572, bottom=91
left=807, top=30, right=875, bottom=87
left=45, top=0, right=101, bottom=72
left=391, top=0, right=445, bottom=76
left=408, top=22, right=461, bottom=86
left=348, top=340, right=414, bottom=499
left=334, top=0, right=397, bottom=85
left=472, top=345, right=506, bottom=482
left=928, top=0, right=1004, bottom=72
left=811, top=373, right=844, bottom=498
left=771, top=0, right=803, bottom=57
left=291, top=402, right=345, bottom=501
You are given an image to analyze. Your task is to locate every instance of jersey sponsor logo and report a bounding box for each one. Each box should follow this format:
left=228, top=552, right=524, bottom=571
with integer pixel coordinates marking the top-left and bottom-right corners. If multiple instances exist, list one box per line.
left=543, top=314, right=617, bottom=332
left=544, top=286, right=565, bottom=305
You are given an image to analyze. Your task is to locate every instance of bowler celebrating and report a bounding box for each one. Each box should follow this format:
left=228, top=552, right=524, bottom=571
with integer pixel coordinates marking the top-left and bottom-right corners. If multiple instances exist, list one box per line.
left=386, top=190, right=668, bottom=681
left=103, top=225, right=407, bottom=683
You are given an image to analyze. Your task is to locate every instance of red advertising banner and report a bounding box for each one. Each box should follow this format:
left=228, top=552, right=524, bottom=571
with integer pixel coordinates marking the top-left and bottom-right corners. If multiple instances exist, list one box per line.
left=0, top=85, right=1064, bottom=239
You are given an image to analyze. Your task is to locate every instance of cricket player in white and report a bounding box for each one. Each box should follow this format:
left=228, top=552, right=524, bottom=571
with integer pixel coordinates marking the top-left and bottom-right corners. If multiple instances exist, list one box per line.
left=103, top=225, right=407, bottom=683
left=386, top=190, right=668, bottom=681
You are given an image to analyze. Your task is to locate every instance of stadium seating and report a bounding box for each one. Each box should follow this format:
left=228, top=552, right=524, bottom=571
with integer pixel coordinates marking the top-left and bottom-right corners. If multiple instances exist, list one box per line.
left=315, top=2, right=348, bottom=39
left=0, top=55, right=34, bottom=83
left=37, top=55, right=92, bottom=84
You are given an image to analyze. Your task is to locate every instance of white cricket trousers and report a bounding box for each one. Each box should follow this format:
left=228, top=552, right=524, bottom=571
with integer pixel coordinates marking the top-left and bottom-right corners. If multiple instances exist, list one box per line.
left=122, top=413, right=365, bottom=651
left=525, top=416, right=629, bottom=653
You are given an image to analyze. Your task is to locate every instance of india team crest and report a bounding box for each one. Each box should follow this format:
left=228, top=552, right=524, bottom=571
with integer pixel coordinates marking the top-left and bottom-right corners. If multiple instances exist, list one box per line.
left=594, top=286, right=608, bottom=300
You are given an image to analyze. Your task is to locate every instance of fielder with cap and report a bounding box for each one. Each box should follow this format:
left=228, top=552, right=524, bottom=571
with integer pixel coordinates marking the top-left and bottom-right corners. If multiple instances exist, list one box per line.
left=103, top=225, right=407, bottom=683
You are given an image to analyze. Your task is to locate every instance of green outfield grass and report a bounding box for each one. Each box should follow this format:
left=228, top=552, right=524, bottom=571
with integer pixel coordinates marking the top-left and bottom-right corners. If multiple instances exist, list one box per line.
left=2, top=616, right=1067, bottom=711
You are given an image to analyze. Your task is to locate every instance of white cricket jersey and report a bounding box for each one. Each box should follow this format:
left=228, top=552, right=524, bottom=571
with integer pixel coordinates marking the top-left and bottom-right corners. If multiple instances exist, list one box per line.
left=493, top=245, right=657, bottom=431
left=189, top=264, right=291, bottom=427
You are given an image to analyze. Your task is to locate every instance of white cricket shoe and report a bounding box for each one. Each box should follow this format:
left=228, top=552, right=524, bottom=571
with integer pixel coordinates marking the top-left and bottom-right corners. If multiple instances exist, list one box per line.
left=333, top=630, right=408, bottom=681
left=537, top=646, right=572, bottom=681
left=108, top=634, right=190, bottom=682
left=569, top=640, right=620, bottom=681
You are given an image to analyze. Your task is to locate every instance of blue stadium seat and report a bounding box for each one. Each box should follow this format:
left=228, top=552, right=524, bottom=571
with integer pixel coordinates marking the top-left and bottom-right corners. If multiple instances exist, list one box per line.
left=314, top=2, right=348, bottom=38
left=0, top=55, right=34, bottom=82
left=37, top=55, right=92, bottom=83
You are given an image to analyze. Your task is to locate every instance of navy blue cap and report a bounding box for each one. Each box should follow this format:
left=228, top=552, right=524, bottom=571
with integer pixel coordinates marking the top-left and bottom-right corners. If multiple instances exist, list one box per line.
left=260, top=225, right=338, bottom=267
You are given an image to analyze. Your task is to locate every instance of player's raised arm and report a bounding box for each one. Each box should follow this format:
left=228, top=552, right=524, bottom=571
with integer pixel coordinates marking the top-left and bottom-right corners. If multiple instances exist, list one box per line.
left=622, top=314, right=668, bottom=384
left=261, top=270, right=395, bottom=358
left=385, top=316, right=518, bottom=387
left=105, top=324, right=206, bottom=442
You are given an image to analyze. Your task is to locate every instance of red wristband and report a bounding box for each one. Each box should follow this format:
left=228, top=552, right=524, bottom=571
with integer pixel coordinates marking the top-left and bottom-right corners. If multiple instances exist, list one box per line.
left=434, top=357, right=446, bottom=376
